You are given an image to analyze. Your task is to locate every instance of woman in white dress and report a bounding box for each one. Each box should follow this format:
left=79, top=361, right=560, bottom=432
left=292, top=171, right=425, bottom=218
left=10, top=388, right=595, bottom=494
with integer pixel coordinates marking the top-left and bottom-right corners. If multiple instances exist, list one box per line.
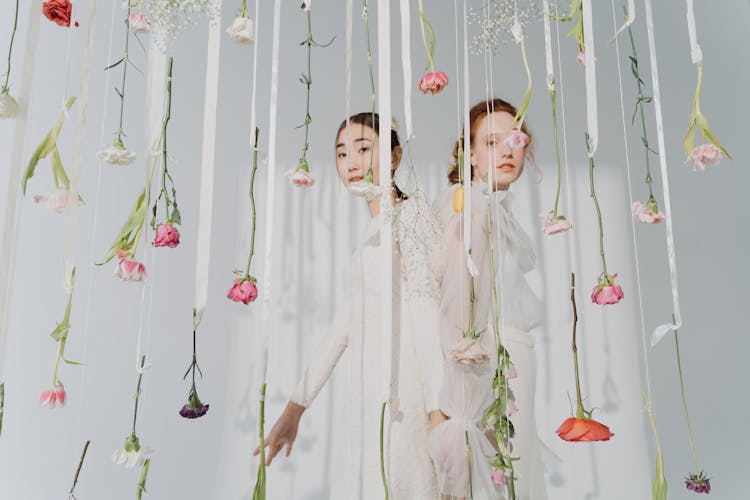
left=256, top=113, right=446, bottom=499
left=429, top=99, right=548, bottom=500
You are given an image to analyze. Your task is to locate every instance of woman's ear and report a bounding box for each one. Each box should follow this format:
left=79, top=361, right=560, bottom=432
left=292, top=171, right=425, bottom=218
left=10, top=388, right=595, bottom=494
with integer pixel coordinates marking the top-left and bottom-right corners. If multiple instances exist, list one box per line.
left=391, top=146, right=403, bottom=170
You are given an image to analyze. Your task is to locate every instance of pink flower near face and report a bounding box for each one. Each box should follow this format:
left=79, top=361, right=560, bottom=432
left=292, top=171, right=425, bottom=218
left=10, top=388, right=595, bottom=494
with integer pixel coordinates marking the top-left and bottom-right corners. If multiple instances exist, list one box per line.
left=34, top=188, right=71, bottom=213
left=114, top=252, right=147, bottom=282
left=39, top=382, right=66, bottom=408
left=286, top=168, right=315, bottom=188
left=687, top=143, right=725, bottom=172
left=152, top=223, right=181, bottom=248
left=227, top=278, right=258, bottom=304
left=591, top=283, right=624, bottom=305
left=631, top=201, right=665, bottom=224
left=540, top=212, right=572, bottom=235
left=128, top=12, right=151, bottom=33
left=418, top=71, right=449, bottom=95
left=490, top=467, right=508, bottom=487
left=503, top=129, right=530, bottom=150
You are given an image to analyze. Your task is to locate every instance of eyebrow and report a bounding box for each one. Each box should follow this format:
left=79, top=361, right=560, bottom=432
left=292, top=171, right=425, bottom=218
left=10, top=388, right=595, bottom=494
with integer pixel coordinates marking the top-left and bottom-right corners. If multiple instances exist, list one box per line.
left=336, top=137, right=372, bottom=149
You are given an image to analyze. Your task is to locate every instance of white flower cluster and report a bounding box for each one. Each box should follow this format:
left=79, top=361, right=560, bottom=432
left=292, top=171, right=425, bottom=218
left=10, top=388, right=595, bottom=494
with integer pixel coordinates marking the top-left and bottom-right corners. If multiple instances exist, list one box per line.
left=468, top=0, right=543, bottom=55
left=144, top=0, right=221, bottom=51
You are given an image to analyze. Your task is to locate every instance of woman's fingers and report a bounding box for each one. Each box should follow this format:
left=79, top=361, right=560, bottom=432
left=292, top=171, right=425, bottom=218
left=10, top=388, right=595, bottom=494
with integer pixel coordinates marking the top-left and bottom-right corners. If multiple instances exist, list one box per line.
left=285, top=439, right=294, bottom=457
left=265, top=438, right=285, bottom=466
left=252, top=439, right=270, bottom=457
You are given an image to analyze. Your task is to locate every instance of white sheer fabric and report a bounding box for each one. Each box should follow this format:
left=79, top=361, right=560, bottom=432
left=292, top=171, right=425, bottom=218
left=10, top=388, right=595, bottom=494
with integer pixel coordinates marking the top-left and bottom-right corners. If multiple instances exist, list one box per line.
left=289, top=192, right=445, bottom=499
left=429, top=183, right=547, bottom=499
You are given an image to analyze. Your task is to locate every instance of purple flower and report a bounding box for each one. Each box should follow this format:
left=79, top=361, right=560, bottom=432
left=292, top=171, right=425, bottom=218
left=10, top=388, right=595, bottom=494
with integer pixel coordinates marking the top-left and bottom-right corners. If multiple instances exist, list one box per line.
left=179, top=402, right=209, bottom=419
left=685, top=471, right=711, bottom=494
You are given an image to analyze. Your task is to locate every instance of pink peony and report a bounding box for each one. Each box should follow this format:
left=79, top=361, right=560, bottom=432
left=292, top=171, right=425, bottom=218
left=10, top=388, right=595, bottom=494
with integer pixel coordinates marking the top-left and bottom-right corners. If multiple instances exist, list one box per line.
left=490, top=467, right=508, bottom=487
left=152, top=223, right=180, bottom=248
left=39, top=382, right=66, bottom=408
left=227, top=278, right=258, bottom=304
left=418, top=71, right=449, bottom=95
left=114, top=251, right=147, bottom=282
left=128, top=12, right=151, bottom=33
left=591, top=275, right=624, bottom=305
left=687, top=143, right=724, bottom=172
left=503, top=128, right=529, bottom=150
left=540, top=212, right=572, bottom=235
left=286, top=168, right=315, bottom=188
left=34, top=188, right=71, bottom=213
left=631, top=201, right=665, bottom=224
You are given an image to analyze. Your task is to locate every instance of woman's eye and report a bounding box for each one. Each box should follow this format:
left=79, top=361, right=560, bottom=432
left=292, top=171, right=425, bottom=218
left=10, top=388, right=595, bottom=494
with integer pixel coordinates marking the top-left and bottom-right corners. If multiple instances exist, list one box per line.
left=488, top=139, right=496, bottom=146
left=359, top=147, right=370, bottom=154
left=336, top=152, right=347, bottom=159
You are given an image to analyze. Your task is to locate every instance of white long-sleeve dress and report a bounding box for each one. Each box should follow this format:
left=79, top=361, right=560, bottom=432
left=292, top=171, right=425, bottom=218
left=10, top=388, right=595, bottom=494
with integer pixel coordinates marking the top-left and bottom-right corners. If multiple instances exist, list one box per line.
left=290, top=192, right=445, bottom=500
left=429, top=183, right=548, bottom=500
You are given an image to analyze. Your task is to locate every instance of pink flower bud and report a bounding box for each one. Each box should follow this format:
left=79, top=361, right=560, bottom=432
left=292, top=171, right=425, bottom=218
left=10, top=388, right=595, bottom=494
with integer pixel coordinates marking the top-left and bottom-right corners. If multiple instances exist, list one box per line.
left=503, top=129, right=530, bottom=150
left=114, top=252, right=147, bottom=282
left=490, top=467, right=508, bottom=486
left=540, top=212, right=572, bottom=235
left=152, top=223, right=181, bottom=248
left=227, top=278, right=258, bottom=305
left=591, top=283, right=624, bottom=305
left=687, top=143, right=725, bottom=171
left=39, top=382, right=66, bottom=409
left=418, top=71, right=449, bottom=95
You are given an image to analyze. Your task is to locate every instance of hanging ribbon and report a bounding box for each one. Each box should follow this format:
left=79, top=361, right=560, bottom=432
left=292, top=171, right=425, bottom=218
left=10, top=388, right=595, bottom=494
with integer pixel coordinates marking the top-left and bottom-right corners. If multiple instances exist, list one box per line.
left=581, top=0, right=598, bottom=156
left=685, top=0, right=702, bottom=64
left=462, top=0, right=477, bottom=278
left=399, top=0, right=413, bottom=141
left=542, top=0, right=554, bottom=92
left=643, top=0, right=683, bottom=346
left=611, top=0, right=635, bottom=40
left=249, top=0, right=261, bottom=151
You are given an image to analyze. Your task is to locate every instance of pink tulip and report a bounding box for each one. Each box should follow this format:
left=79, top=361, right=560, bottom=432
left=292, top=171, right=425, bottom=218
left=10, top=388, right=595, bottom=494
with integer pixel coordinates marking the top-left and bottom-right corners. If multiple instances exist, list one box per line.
left=227, top=278, right=258, bottom=304
left=33, top=188, right=71, bottom=213
left=631, top=201, right=665, bottom=224
left=39, top=382, right=66, bottom=409
left=687, top=143, right=724, bottom=172
left=129, top=12, right=151, bottom=33
left=591, top=283, right=624, bottom=305
left=418, top=71, right=449, bottom=95
left=114, top=251, right=147, bottom=282
left=503, top=129, right=529, bottom=150
left=152, top=223, right=181, bottom=248
left=540, top=212, right=572, bottom=235
left=286, top=168, right=315, bottom=188
left=490, top=467, right=508, bottom=487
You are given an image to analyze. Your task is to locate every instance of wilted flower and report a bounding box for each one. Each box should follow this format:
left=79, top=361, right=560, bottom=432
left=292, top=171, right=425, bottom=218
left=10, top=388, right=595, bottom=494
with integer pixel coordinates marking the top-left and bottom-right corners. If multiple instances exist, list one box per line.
left=114, top=251, right=147, bottom=282
left=152, top=222, right=180, bottom=248
left=540, top=212, right=572, bottom=235
left=129, top=12, right=151, bottom=33
left=687, top=143, right=724, bottom=172
left=112, top=434, right=152, bottom=469
left=96, top=139, right=136, bottom=165
left=490, top=467, right=508, bottom=486
left=33, top=188, right=72, bottom=213
left=0, top=91, right=19, bottom=118
left=503, top=128, right=529, bottom=150
left=556, top=416, right=614, bottom=442
left=286, top=167, right=315, bottom=188
left=226, top=16, right=254, bottom=44
left=448, top=337, right=490, bottom=366
left=42, top=0, right=73, bottom=27
left=418, top=71, right=448, bottom=95
left=685, top=470, right=711, bottom=494
left=39, top=381, right=66, bottom=408
left=227, top=277, right=258, bottom=304
left=179, top=387, right=209, bottom=419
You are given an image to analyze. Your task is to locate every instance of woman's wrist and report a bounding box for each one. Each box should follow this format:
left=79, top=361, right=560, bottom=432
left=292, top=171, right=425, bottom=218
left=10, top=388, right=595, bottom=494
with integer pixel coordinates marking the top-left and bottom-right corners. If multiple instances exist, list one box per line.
left=285, top=401, right=306, bottom=419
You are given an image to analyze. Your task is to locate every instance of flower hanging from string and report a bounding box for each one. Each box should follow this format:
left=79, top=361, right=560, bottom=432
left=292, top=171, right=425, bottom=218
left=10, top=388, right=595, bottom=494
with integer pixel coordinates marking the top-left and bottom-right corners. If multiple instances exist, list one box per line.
left=0, top=0, right=20, bottom=119
left=43, top=0, right=77, bottom=28
left=112, top=356, right=154, bottom=469
left=417, top=0, right=448, bottom=95
left=556, top=273, right=614, bottom=443
left=100, top=57, right=174, bottom=278
left=226, top=0, right=255, bottom=44
left=179, top=310, right=209, bottom=419
left=129, top=1, right=151, bottom=34
left=22, top=97, right=79, bottom=212
left=686, top=471, right=710, bottom=494
left=584, top=133, right=623, bottom=306
left=553, top=0, right=585, bottom=62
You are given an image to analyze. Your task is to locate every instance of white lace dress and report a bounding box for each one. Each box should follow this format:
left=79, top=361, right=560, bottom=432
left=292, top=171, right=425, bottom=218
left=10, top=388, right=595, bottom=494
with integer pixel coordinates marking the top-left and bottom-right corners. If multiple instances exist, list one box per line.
left=290, top=193, right=445, bottom=500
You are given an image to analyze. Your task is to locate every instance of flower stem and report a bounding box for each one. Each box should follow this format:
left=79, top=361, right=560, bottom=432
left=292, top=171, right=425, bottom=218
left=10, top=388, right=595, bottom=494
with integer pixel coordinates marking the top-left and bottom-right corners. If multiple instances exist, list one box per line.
left=379, top=401, right=390, bottom=500
left=136, top=458, right=150, bottom=500
left=51, top=269, right=76, bottom=386
left=116, top=7, right=132, bottom=144
left=252, top=383, right=267, bottom=500
left=417, top=0, right=434, bottom=72
left=550, top=89, right=562, bottom=217
left=297, top=11, right=313, bottom=169
left=570, top=273, right=586, bottom=418
left=245, top=127, right=260, bottom=277
left=673, top=321, right=700, bottom=472
left=132, top=355, right=147, bottom=437
left=241, top=0, right=248, bottom=18
left=160, top=57, right=173, bottom=222
left=465, top=430, right=474, bottom=499
left=68, top=440, right=90, bottom=497
left=2, top=0, right=19, bottom=93
left=363, top=0, right=376, bottom=179
left=585, top=133, right=608, bottom=277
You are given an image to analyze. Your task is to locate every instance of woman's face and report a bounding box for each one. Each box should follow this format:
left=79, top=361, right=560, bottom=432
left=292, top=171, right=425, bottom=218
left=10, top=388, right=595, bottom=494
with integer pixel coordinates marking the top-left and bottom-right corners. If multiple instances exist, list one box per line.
left=470, top=111, right=526, bottom=190
left=335, top=123, right=399, bottom=186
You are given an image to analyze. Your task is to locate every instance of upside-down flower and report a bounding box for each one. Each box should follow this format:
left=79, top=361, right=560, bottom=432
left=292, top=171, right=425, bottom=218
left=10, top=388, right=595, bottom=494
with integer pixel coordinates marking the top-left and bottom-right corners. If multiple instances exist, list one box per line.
left=227, top=278, right=258, bottom=304
left=286, top=165, right=315, bottom=188
left=39, top=381, right=66, bottom=409
left=503, top=128, right=529, bottom=149
left=129, top=12, right=151, bottom=33
left=112, top=434, right=152, bottom=469
left=540, top=212, right=572, bottom=235
left=447, top=337, right=490, bottom=366
left=685, top=471, right=711, bottom=494
left=33, top=188, right=71, bottom=213
left=114, top=251, right=147, bottom=282
left=226, top=16, right=254, bottom=44
left=0, top=91, right=18, bottom=118
left=591, top=273, right=624, bottom=305
left=152, top=222, right=180, bottom=248
left=632, top=198, right=665, bottom=225
left=97, top=139, right=136, bottom=166
left=42, top=0, right=73, bottom=28
left=418, top=71, right=448, bottom=95
left=686, top=143, right=724, bottom=172
left=417, top=0, right=447, bottom=95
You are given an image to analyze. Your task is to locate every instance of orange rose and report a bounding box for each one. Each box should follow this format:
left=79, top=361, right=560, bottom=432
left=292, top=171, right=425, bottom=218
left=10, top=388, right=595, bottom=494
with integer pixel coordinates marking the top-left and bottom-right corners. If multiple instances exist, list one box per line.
left=43, top=0, right=72, bottom=27
left=556, top=417, right=613, bottom=442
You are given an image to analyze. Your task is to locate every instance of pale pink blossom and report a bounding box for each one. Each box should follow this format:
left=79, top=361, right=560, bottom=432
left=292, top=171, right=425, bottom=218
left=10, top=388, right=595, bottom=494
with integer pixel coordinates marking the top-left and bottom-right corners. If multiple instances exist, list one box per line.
left=33, top=188, right=71, bottom=213
left=687, top=143, right=724, bottom=171
left=128, top=12, right=151, bottom=33
left=0, top=91, right=19, bottom=118
left=490, top=467, right=508, bottom=487
left=506, top=400, right=518, bottom=418
left=286, top=168, right=315, bottom=188
left=540, top=212, right=572, bottom=235
left=152, top=223, right=181, bottom=248
left=39, top=382, right=66, bottom=409
left=114, top=251, right=147, bottom=282
left=226, top=16, right=254, bottom=44
left=448, top=337, right=490, bottom=366
left=591, top=274, right=624, bottom=305
left=631, top=201, right=665, bottom=224
left=227, top=278, right=258, bottom=305
left=503, top=128, right=529, bottom=150
left=504, top=364, right=518, bottom=380
left=418, top=71, right=449, bottom=95
left=577, top=50, right=596, bottom=66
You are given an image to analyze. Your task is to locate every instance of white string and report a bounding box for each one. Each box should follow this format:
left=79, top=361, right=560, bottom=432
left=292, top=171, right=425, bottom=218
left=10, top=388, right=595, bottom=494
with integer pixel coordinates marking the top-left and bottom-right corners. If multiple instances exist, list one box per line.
left=609, top=0, right=653, bottom=400
left=61, top=1, right=77, bottom=116
left=581, top=0, right=598, bottom=156
left=249, top=0, right=260, bottom=150
left=452, top=0, right=466, bottom=364
left=344, top=0, right=353, bottom=486
left=611, top=0, right=635, bottom=41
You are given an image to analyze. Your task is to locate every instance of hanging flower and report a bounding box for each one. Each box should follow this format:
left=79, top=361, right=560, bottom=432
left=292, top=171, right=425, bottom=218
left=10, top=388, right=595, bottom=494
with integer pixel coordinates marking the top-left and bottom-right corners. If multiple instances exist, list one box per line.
left=226, top=16, right=254, bottom=44
left=554, top=0, right=584, bottom=58
left=591, top=273, right=624, bottom=305
left=147, top=0, right=221, bottom=51
left=114, top=251, right=147, bottom=282
left=685, top=471, right=711, bottom=494
left=540, top=212, right=572, bottom=235
left=447, top=337, right=490, bottom=366
left=286, top=165, right=315, bottom=188
left=179, top=391, right=209, bottom=419
left=686, top=143, right=724, bottom=172
left=417, top=71, right=448, bottom=95
left=632, top=199, right=664, bottom=225
left=112, top=434, right=152, bottom=469
left=39, top=381, right=66, bottom=408
left=503, top=128, right=529, bottom=149
left=577, top=51, right=586, bottom=65
left=42, top=0, right=73, bottom=28
left=152, top=222, right=180, bottom=248
left=96, top=139, right=137, bottom=166
left=684, top=63, right=731, bottom=170
left=490, top=467, right=508, bottom=487
left=129, top=12, right=151, bottom=33
left=33, top=188, right=72, bottom=213
left=227, top=277, right=258, bottom=304
left=417, top=0, right=447, bottom=95
left=0, top=91, right=18, bottom=118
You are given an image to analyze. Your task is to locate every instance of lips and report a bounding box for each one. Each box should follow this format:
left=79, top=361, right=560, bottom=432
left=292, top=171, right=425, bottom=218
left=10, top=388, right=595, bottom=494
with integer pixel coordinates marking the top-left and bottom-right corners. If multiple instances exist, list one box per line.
left=349, top=175, right=364, bottom=183
left=496, top=163, right=515, bottom=170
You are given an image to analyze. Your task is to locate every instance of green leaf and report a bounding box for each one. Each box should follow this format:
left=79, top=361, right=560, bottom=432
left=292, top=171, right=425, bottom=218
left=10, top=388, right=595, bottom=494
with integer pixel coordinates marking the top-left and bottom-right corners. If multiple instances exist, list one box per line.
left=696, top=113, right=733, bottom=159
left=105, top=57, right=125, bottom=71
left=50, top=322, right=70, bottom=342
left=683, top=116, right=696, bottom=157
left=62, top=357, right=86, bottom=366
left=170, top=205, right=181, bottom=225
left=51, top=146, right=71, bottom=189
left=100, top=187, right=148, bottom=264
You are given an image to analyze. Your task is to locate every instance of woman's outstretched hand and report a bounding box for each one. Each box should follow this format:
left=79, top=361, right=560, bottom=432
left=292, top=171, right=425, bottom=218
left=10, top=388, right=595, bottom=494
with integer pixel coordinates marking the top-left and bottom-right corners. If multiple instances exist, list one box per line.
left=253, top=401, right=305, bottom=466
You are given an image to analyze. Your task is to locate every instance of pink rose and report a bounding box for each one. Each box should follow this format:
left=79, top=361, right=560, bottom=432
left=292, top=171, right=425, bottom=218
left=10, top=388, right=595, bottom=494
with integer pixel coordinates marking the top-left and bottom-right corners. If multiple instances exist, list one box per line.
left=43, top=0, right=72, bottom=27
left=418, top=71, right=449, bottom=95
left=227, top=278, right=258, bottom=304
left=286, top=168, right=315, bottom=188
left=34, top=188, right=71, bottom=213
left=39, top=382, right=66, bottom=408
left=687, top=143, right=724, bottom=172
left=152, top=223, right=181, bottom=248
left=631, top=201, right=665, bottom=224
left=490, top=467, right=507, bottom=487
left=503, top=128, right=529, bottom=150
left=591, top=274, right=624, bottom=305
left=128, top=12, right=151, bottom=33
left=540, top=212, right=572, bottom=235
left=448, top=337, right=490, bottom=366
left=114, top=252, right=147, bottom=282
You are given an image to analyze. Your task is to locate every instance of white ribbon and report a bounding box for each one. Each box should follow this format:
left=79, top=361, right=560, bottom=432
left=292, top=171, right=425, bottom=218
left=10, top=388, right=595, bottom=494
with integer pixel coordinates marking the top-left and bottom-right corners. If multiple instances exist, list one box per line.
left=377, top=0, right=393, bottom=407
left=644, top=0, right=683, bottom=346
left=248, top=0, right=261, bottom=150
left=542, top=0, right=554, bottom=92
left=611, top=0, right=635, bottom=41
left=192, top=7, right=222, bottom=331
left=399, top=0, right=413, bottom=141
left=344, top=0, right=352, bottom=163
left=462, top=0, right=478, bottom=278
left=582, top=0, right=598, bottom=156
left=685, top=0, right=703, bottom=64
left=0, top=0, right=42, bottom=378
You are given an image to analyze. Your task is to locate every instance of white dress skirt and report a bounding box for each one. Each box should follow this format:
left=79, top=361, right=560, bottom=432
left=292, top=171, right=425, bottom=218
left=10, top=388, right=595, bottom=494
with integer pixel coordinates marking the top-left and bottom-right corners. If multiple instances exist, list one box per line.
left=290, top=193, right=445, bottom=500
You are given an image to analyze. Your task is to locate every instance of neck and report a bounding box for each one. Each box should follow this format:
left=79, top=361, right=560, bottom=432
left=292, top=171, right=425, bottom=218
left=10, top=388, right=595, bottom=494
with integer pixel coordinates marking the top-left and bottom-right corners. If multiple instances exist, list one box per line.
left=471, top=178, right=510, bottom=192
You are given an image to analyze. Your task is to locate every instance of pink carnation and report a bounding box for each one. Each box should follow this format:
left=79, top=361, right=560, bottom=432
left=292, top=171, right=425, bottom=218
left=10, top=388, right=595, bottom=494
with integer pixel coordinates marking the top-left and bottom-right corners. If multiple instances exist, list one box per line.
left=114, top=252, right=147, bottom=282
left=227, top=278, right=258, bottom=305
left=490, top=467, right=508, bottom=487
left=418, top=71, right=449, bottom=95
left=128, top=12, right=151, bottom=33
left=503, top=129, right=529, bottom=150
left=152, top=223, right=181, bottom=248
left=540, top=212, right=572, bottom=235
left=286, top=168, right=315, bottom=188
left=33, top=188, right=71, bottom=213
left=39, top=382, right=66, bottom=409
left=687, top=143, right=724, bottom=172
left=631, top=201, right=665, bottom=224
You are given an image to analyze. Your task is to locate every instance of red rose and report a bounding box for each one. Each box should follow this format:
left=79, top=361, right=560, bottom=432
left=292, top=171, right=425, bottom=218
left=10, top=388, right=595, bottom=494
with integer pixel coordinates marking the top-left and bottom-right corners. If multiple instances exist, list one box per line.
left=43, top=0, right=73, bottom=28
left=556, top=417, right=614, bottom=442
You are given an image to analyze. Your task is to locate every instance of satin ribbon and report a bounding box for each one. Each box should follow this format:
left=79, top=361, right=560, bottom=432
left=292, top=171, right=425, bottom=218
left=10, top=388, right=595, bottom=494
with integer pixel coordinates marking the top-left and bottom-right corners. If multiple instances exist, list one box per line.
left=462, top=0, right=478, bottom=278
left=644, top=0, right=683, bottom=346
left=685, top=0, right=703, bottom=64
left=612, top=0, right=635, bottom=40
left=582, top=0, right=598, bottom=156
left=192, top=7, right=222, bottom=331
left=344, top=0, right=352, bottom=164
left=542, top=0, right=554, bottom=92
left=399, top=0, right=413, bottom=141
left=249, top=0, right=261, bottom=150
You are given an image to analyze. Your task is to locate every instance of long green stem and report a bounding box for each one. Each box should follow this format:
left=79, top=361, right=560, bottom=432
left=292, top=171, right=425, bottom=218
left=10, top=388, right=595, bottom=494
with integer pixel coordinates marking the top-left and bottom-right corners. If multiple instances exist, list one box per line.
left=51, top=269, right=76, bottom=386
left=674, top=325, right=699, bottom=472
left=68, top=440, right=91, bottom=497
left=136, top=458, right=151, bottom=500
left=132, top=355, right=147, bottom=436
left=465, top=431, right=474, bottom=499
left=116, top=7, right=132, bottom=144
left=0, top=383, right=4, bottom=436
left=252, top=383, right=267, bottom=500
left=550, top=89, right=562, bottom=216
left=363, top=0, right=376, bottom=179
left=570, top=273, right=585, bottom=418
left=2, top=0, right=19, bottom=92
left=245, top=128, right=260, bottom=277
left=297, top=11, right=313, bottom=169
left=417, top=0, right=434, bottom=72
left=241, top=0, right=248, bottom=17
left=586, top=134, right=608, bottom=277
left=160, top=57, right=173, bottom=221
left=379, top=401, right=390, bottom=500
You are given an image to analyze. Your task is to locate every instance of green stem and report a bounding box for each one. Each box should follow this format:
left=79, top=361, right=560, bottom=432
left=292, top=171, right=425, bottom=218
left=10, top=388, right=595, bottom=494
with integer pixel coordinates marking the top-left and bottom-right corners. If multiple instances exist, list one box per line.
left=160, top=58, right=173, bottom=221
left=674, top=324, right=700, bottom=472
left=363, top=0, right=376, bottom=178
left=586, top=133, right=608, bottom=277
left=252, top=383, right=267, bottom=500
left=241, top=0, right=248, bottom=18
left=379, top=401, right=390, bottom=500
left=136, top=458, right=150, bottom=500
left=245, top=127, right=260, bottom=277
left=465, top=431, right=474, bottom=499
left=298, top=11, right=313, bottom=167
left=117, top=7, right=131, bottom=144
left=417, top=0, right=434, bottom=72
left=51, top=270, right=75, bottom=386
left=570, top=273, right=586, bottom=418
left=132, top=355, right=147, bottom=437
left=68, top=440, right=90, bottom=497
left=514, top=37, right=533, bottom=130
left=550, top=89, right=562, bottom=216
left=2, top=0, right=19, bottom=92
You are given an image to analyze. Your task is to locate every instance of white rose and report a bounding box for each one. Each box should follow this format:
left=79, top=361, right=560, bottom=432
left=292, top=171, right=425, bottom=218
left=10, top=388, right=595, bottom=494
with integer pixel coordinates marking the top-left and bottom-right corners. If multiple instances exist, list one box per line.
left=226, top=16, right=255, bottom=45
left=448, top=337, right=490, bottom=366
